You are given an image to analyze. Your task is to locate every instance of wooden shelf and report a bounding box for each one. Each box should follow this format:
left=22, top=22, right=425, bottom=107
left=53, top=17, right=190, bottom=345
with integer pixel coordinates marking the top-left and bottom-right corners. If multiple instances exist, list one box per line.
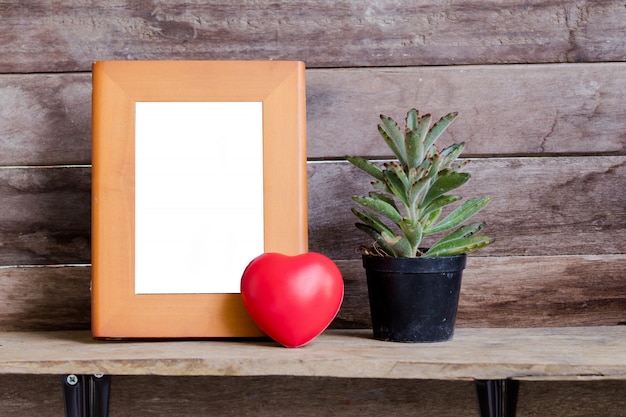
left=2, top=327, right=626, bottom=381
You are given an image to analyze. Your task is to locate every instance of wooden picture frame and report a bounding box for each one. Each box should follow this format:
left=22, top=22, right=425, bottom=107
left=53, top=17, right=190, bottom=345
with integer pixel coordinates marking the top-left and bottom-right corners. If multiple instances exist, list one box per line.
left=92, top=61, right=308, bottom=338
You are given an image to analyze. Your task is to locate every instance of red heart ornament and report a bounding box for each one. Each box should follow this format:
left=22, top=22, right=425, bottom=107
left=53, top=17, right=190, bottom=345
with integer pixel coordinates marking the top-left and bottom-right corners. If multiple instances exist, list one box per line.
left=240, top=252, right=344, bottom=348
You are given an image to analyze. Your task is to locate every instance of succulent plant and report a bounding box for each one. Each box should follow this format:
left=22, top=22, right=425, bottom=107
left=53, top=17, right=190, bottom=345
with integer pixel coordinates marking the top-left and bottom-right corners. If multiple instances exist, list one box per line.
left=347, top=109, right=494, bottom=258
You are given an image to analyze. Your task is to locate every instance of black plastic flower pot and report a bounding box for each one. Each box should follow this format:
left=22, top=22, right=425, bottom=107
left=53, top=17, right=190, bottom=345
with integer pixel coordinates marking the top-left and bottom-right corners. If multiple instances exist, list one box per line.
left=362, top=253, right=467, bottom=343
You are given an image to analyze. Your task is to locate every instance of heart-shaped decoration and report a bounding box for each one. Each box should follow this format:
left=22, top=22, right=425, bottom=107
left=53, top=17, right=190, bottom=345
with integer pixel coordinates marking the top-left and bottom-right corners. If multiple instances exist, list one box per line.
left=240, top=252, right=344, bottom=348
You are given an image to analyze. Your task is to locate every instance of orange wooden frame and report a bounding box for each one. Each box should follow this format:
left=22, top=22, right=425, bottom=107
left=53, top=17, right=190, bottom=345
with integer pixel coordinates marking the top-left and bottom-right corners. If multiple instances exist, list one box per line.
left=92, top=61, right=307, bottom=338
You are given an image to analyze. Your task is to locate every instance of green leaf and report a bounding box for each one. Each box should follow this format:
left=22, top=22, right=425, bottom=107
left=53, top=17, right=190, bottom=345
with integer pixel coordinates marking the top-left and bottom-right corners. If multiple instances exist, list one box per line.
left=382, top=169, right=409, bottom=206
left=424, top=112, right=458, bottom=152
left=418, top=157, right=432, bottom=173
left=430, top=222, right=486, bottom=247
left=421, top=195, right=462, bottom=221
left=450, top=159, right=470, bottom=173
left=369, top=192, right=398, bottom=211
left=407, top=166, right=419, bottom=184
left=353, top=196, right=403, bottom=224
left=399, top=219, right=423, bottom=250
left=355, top=223, right=395, bottom=256
left=422, top=171, right=470, bottom=207
left=440, top=142, right=465, bottom=169
left=422, top=235, right=494, bottom=257
left=351, top=208, right=394, bottom=236
left=406, top=108, right=419, bottom=131
left=355, top=222, right=381, bottom=241
left=371, top=180, right=392, bottom=194
left=422, top=207, right=442, bottom=228
left=346, top=156, right=384, bottom=181
left=428, top=153, right=441, bottom=179
left=405, top=130, right=424, bottom=168
left=381, top=231, right=414, bottom=257
left=424, top=197, right=491, bottom=234
left=379, top=116, right=407, bottom=165
left=409, top=177, right=430, bottom=207
left=387, top=162, right=410, bottom=189
left=415, top=113, right=432, bottom=147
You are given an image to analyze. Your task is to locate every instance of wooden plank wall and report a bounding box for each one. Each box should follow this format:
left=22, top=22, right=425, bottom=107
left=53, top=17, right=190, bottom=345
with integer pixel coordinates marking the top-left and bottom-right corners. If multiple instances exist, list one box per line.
left=1, top=1, right=625, bottom=416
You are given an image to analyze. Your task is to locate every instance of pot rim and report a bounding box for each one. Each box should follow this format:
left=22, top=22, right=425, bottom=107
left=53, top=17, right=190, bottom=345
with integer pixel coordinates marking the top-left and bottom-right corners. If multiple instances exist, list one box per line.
left=362, top=252, right=467, bottom=273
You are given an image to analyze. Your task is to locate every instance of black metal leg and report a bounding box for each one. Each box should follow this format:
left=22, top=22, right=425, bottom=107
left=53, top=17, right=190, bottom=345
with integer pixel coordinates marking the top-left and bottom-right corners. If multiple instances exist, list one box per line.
left=63, top=375, right=87, bottom=417
left=63, top=374, right=111, bottom=417
left=475, top=379, right=519, bottom=417
left=89, top=375, right=111, bottom=417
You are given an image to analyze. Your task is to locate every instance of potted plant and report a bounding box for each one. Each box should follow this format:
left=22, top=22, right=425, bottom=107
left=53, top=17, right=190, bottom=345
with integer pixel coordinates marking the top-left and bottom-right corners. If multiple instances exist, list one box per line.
left=347, top=108, right=494, bottom=343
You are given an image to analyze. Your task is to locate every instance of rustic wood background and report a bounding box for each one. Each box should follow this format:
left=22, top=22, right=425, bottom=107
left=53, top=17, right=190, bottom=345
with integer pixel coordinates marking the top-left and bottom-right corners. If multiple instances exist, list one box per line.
left=1, top=1, right=625, bottom=416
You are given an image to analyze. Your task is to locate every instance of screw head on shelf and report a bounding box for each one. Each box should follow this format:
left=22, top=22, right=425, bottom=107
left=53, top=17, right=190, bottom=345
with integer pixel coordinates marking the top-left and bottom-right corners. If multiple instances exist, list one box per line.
left=65, top=374, right=79, bottom=386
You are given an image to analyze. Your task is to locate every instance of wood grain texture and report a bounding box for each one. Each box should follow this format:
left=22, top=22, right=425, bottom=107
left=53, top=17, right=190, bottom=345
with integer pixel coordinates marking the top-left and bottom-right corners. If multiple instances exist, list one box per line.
left=334, top=255, right=626, bottom=329
left=0, top=155, right=622, bottom=266
left=0, top=266, right=90, bottom=331
left=1, top=0, right=625, bottom=73
left=306, top=63, right=626, bottom=158
left=0, top=155, right=623, bottom=265
left=3, top=327, right=626, bottom=380
left=1, top=374, right=626, bottom=417
left=0, top=167, right=90, bottom=266
left=459, top=255, right=626, bottom=328
left=308, top=156, right=626, bottom=259
left=0, top=255, right=623, bottom=332
left=1, top=63, right=624, bottom=166
left=0, top=375, right=476, bottom=417
left=0, top=74, right=92, bottom=166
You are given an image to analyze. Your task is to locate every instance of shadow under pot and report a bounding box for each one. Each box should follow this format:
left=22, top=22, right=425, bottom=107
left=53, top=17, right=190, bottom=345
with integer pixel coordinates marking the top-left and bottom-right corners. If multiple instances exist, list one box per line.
left=362, top=253, right=467, bottom=343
